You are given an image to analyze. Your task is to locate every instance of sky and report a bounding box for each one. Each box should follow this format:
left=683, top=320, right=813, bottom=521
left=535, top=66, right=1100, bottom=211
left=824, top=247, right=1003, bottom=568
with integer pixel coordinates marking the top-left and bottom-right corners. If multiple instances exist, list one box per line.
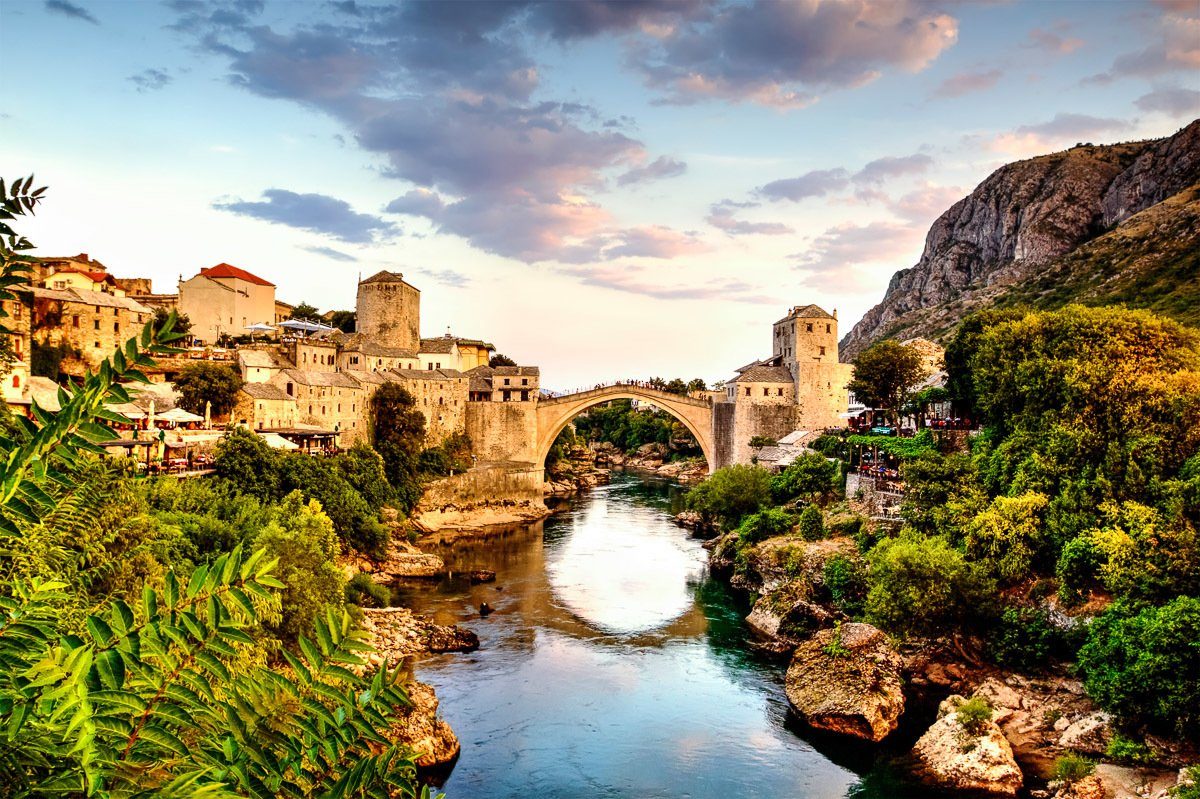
left=2, top=0, right=1198, bottom=389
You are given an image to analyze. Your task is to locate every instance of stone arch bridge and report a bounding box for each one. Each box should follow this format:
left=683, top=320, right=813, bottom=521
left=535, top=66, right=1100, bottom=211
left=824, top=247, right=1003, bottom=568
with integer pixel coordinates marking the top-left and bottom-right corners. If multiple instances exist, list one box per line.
left=536, top=384, right=716, bottom=473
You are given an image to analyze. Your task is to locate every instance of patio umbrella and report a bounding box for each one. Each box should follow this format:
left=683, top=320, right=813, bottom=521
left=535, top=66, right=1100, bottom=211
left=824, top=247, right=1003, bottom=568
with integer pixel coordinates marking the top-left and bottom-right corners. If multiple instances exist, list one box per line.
left=245, top=322, right=276, bottom=342
left=158, top=407, right=204, bottom=424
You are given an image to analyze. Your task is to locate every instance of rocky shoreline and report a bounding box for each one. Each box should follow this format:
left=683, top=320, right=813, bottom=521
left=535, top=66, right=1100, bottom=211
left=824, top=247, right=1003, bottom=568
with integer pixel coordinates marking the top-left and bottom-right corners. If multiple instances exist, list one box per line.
left=699, top=527, right=1197, bottom=798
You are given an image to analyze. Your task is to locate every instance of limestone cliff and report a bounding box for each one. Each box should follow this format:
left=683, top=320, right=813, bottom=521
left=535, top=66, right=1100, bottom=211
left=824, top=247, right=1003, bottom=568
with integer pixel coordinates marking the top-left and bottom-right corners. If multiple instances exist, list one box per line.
left=840, top=119, right=1200, bottom=360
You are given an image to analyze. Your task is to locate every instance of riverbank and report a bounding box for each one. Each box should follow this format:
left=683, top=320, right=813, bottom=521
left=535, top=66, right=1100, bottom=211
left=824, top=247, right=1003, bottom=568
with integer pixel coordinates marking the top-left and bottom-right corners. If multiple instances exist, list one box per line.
left=700, top=525, right=1198, bottom=798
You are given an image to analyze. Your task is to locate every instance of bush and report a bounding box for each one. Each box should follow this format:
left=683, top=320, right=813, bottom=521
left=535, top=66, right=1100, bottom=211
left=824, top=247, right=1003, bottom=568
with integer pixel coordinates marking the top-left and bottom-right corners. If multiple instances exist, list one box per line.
left=1057, top=535, right=1102, bottom=604
left=1053, top=754, right=1095, bottom=785
left=345, top=572, right=391, bottom=608
left=1105, top=734, right=1155, bottom=765
left=770, top=452, right=839, bottom=504
left=964, top=492, right=1049, bottom=584
left=1168, top=766, right=1200, bottom=799
left=798, top=504, right=826, bottom=541
left=987, top=606, right=1081, bottom=670
left=865, top=532, right=995, bottom=638
left=277, top=453, right=390, bottom=558
left=736, top=507, right=795, bottom=545
left=827, top=513, right=864, bottom=539
left=823, top=555, right=866, bottom=616
left=333, top=444, right=395, bottom=510
left=1077, top=596, right=1200, bottom=736
left=956, top=696, right=993, bottom=735
left=685, top=464, right=772, bottom=530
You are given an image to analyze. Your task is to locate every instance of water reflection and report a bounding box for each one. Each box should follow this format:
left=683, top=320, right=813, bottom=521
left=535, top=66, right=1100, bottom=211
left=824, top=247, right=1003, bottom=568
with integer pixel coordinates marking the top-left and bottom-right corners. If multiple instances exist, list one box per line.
left=394, top=473, right=920, bottom=799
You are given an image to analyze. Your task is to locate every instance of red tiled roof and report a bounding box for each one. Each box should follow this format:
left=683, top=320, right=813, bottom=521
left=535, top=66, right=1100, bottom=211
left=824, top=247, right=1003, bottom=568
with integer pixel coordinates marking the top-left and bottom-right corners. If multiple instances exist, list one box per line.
left=201, top=263, right=275, bottom=287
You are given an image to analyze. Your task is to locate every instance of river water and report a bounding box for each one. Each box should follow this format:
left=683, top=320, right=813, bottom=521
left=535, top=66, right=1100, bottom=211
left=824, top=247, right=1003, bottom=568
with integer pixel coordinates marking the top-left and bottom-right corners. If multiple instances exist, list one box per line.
left=395, top=472, right=925, bottom=799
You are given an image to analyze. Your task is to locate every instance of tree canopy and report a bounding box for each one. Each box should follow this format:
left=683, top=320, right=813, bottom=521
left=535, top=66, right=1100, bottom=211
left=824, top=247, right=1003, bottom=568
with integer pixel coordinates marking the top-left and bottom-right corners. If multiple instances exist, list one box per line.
left=174, top=361, right=244, bottom=416
left=847, top=339, right=926, bottom=420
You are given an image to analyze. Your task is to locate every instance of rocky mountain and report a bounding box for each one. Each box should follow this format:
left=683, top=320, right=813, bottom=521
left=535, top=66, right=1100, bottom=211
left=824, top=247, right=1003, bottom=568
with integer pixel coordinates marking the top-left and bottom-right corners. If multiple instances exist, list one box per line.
left=840, top=119, right=1200, bottom=360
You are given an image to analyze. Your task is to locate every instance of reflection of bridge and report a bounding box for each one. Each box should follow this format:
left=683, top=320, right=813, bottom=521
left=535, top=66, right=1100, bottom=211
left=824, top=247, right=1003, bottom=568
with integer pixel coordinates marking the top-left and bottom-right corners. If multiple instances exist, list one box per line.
left=536, top=384, right=715, bottom=473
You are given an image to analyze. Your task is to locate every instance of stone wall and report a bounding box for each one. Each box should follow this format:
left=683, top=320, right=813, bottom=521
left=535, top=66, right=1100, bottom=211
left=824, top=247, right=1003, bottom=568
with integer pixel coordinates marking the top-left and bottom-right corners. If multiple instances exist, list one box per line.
left=795, top=361, right=853, bottom=430
left=731, top=401, right=797, bottom=466
left=418, top=462, right=545, bottom=510
left=465, top=401, right=538, bottom=463
left=32, top=294, right=152, bottom=373
left=712, top=400, right=735, bottom=469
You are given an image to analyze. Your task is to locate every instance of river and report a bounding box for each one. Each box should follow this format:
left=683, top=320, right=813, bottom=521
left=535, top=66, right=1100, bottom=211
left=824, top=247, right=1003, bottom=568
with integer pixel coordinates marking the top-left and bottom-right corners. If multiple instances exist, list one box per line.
left=394, top=472, right=927, bottom=799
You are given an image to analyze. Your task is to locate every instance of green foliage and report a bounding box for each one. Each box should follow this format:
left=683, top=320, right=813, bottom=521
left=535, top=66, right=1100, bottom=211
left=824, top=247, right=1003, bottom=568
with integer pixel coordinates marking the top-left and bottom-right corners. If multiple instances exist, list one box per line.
left=0, top=550, right=421, bottom=797
left=735, top=507, right=794, bottom=545
left=956, top=696, right=993, bottom=736
left=1105, top=734, right=1155, bottom=765
left=847, top=339, right=927, bottom=420
left=846, top=429, right=937, bottom=460
left=333, top=444, right=395, bottom=510
left=154, top=306, right=191, bottom=337
left=489, top=353, right=516, bottom=367
left=572, top=399, right=701, bottom=457
left=251, top=492, right=346, bottom=645
left=30, top=339, right=80, bottom=379
left=370, top=383, right=426, bottom=515
left=1052, top=754, right=1095, bottom=785
left=823, top=555, right=866, bottom=616
left=964, top=492, right=1049, bottom=584
left=418, top=431, right=472, bottom=476
left=865, top=532, right=994, bottom=638
left=770, top=453, right=839, bottom=505
left=748, top=436, right=776, bottom=449
left=345, top=573, right=391, bottom=609
left=328, top=310, right=356, bottom=333
left=288, top=301, right=322, bottom=322
left=943, top=307, right=1027, bottom=418
left=174, top=362, right=243, bottom=416
left=1056, top=535, right=1102, bottom=604
left=1077, top=596, right=1200, bottom=736
left=986, top=606, right=1081, bottom=670
left=684, top=464, right=772, bottom=530
left=1168, top=766, right=1200, bottom=799
left=821, top=621, right=852, bottom=658
left=797, top=505, right=825, bottom=541
left=900, top=452, right=985, bottom=538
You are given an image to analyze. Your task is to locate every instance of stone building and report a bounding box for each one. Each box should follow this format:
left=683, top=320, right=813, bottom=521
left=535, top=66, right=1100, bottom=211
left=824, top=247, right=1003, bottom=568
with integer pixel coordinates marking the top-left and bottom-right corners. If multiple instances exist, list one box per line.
left=1, top=292, right=32, bottom=409
left=233, top=382, right=297, bottom=430
left=356, top=271, right=420, bottom=351
left=418, top=334, right=494, bottom=371
left=26, top=286, right=153, bottom=373
left=333, top=333, right=420, bottom=373
left=237, top=347, right=291, bottom=384
left=179, top=263, right=276, bottom=344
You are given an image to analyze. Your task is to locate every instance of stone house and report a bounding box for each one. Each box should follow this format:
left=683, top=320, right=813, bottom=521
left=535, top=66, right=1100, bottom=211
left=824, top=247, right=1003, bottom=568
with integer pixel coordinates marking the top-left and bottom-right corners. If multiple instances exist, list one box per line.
left=270, top=368, right=367, bottom=441
left=333, top=334, right=420, bottom=373
left=356, top=271, right=420, bottom=352
left=237, top=347, right=291, bottom=384
left=232, top=382, right=297, bottom=431
left=2, top=293, right=32, bottom=410
left=27, top=286, right=153, bottom=373
left=179, top=263, right=275, bottom=345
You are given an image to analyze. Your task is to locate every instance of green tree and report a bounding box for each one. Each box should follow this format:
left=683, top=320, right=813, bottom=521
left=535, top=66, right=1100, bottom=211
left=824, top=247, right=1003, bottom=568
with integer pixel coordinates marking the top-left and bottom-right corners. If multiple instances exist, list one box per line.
left=865, top=532, right=994, bottom=638
left=30, top=339, right=80, bottom=379
left=173, top=361, right=243, bottom=416
left=333, top=443, right=394, bottom=510
left=1078, top=597, right=1200, bottom=736
left=847, top=340, right=926, bottom=422
left=277, top=452, right=389, bottom=558
left=771, top=452, right=839, bottom=505
left=289, top=301, right=322, bottom=322
left=943, top=306, right=1026, bottom=419
left=964, top=492, right=1050, bottom=584
left=685, top=464, right=772, bottom=530
left=899, top=452, right=986, bottom=539
left=212, top=427, right=281, bottom=500
left=253, top=491, right=346, bottom=644
left=328, top=309, right=356, bottom=332
left=735, top=507, right=795, bottom=544
left=686, top=378, right=707, bottom=393
left=370, top=383, right=426, bottom=514
left=489, top=353, right=516, bottom=367
left=798, top=504, right=825, bottom=541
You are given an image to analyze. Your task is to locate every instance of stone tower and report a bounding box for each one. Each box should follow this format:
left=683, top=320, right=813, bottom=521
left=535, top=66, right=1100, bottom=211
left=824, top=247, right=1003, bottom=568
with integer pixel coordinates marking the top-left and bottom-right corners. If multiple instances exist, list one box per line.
left=772, top=305, right=853, bottom=430
left=356, top=271, right=420, bottom=352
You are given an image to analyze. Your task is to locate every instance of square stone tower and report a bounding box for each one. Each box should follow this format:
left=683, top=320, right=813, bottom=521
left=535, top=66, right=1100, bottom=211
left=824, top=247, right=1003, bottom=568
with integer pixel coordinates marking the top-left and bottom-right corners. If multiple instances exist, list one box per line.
left=772, top=304, right=852, bottom=430
left=356, top=271, right=421, bottom=352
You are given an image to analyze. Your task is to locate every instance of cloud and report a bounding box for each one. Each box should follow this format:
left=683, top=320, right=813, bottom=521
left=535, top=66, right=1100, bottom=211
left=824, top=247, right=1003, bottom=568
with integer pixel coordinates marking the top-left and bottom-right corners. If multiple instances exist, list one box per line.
left=415, top=267, right=470, bottom=288
left=1135, top=85, right=1200, bottom=117
left=560, top=263, right=774, bottom=304
left=45, top=0, right=98, bottom=24
left=601, top=225, right=707, bottom=259
left=889, top=184, right=965, bottom=225
left=706, top=200, right=793, bottom=236
left=615, top=155, right=687, bottom=186
left=791, top=221, right=925, bottom=288
left=301, top=245, right=357, bottom=262
left=931, top=69, right=1002, bottom=99
left=990, top=113, right=1135, bottom=156
left=129, top=68, right=172, bottom=93
left=214, top=189, right=400, bottom=244
left=1084, top=2, right=1199, bottom=85
left=758, top=168, right=850, bottom=202
left=628, top=0, right=958, bottom=107
left=1027, top=25, right=1083, bottom=55
left=852, top=153, right=934, bottom=185
left=385, top=188, right=446, bottom=217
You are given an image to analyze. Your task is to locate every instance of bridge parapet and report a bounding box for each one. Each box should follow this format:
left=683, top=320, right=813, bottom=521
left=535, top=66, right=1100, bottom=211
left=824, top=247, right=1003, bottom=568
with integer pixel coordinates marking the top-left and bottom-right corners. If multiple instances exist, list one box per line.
left=541, top=384, right=711, bottom=408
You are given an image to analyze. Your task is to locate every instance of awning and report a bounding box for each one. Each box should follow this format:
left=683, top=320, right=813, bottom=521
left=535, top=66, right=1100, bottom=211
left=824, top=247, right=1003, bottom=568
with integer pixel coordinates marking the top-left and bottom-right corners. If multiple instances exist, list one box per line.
left=279, top=319, right=336, bottom=335
left=258, top=432, right=300, bottom=450
left=838, top=409, right=867, bottom=419
left=244, top=322, right=277, bottom=332
left=158, top=407, right=204, bottom=423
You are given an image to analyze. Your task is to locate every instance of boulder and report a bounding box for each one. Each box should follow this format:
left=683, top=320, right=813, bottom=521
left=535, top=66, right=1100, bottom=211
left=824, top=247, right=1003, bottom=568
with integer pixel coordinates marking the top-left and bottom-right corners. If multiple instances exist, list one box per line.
left=745, top=592, right=837, bottom=655
left=910, top=695, right=1024, bottom=796
left=362, top=607, right=479, bottom=660
left=1056, top=712, right=1113, bottom=755
left=1050, top=775, right=1104, bottom=799
left=784, top=623, right=905, bottom=742
left=387, top=679, right=460, bottom=768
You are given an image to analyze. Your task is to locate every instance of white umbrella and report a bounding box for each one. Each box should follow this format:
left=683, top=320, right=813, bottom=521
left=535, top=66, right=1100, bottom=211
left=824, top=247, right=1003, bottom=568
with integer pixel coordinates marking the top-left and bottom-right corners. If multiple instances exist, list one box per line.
left=158, top=407, right=204, bottom=424
left=258, top=432, right=299, bottom=450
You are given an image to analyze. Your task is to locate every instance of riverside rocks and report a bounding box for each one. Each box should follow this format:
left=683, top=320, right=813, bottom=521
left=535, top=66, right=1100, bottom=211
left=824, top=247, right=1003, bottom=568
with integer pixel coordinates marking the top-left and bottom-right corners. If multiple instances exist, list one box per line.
left=784, top=623, right=905, bottom=742
left=910, top=695, right=1024, bottom=797
left=387, top=679, right=460, bottom=768
left=361, top=607, right=479, bottom=661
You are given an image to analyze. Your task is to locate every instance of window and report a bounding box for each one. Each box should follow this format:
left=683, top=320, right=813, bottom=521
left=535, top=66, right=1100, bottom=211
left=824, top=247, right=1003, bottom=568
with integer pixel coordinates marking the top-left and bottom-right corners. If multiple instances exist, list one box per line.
left=777, top=388, right=783, bottom=396
left=521, top=391, right=528, bottom=401
left=744, top=387, right=750, bottom=396
left=286, top=383, right=293, bottom=396
left=503, top=378, right=510, bottom=385
left=438, top=397, right=444, bottom=405
left=94, top=341, right=100, bottom=348
left=806, top=323, right=813, bottom=332
left=12, top=375, right=19, bottom=388
left=819, top=346, right=826, bottom=356
left=73, top=315, right=80, bottom=327
left=503, top=390, right=510, bottom=401
left=113, top=322, right=119, bottom=332
left=522, top=378, right=528, bottom=386
left=94, top=319, right=100, bottom=330
left=826, top=324, right=831, bottom=333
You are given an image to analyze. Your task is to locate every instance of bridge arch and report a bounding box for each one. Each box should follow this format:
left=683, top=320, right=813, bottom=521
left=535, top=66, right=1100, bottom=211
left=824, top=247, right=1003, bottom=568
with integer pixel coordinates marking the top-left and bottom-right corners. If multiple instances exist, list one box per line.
left=534, top=385, right=715, bottom=474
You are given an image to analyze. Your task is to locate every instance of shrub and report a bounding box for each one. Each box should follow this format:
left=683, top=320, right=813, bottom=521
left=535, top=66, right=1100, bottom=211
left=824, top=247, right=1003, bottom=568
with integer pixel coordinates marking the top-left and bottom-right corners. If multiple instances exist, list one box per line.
left=828, top=513, right=864, bottom=539
left=736, top=507, right=795, bottom=545
left=1106, top=734, right=1155, bottom=765
left=865, top=532, right=995, bottom=638
left=1057, top=535, right=1102, bottom=604
left=964, top=492, right=1049, bottom=584
left=685, top=464, right=772, bottom=530
left=956, top=696, right=993, bottom=736
left=346, top=572, right=392, bottom=608
left=770, top=452, right=839, bottom=504
left=1053, top=754, right=1096, bottom=785
left=798, top=504, right=826, bottom=541
left=1077, top=596, right=1200, bottom=736
left=277, top=452, right=390, bottom=558
left=333, top=443, right=395, bottom=510
left=823, top=555, right=866, bottom=616
left=1169, top=766, right=1200, bottom=799
left=987, top=606, right=1081, bottom=670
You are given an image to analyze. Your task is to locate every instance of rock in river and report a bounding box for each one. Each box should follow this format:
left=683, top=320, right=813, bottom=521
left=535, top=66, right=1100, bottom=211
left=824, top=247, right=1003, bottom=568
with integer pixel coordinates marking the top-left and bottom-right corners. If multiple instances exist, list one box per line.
left=387, top=679, right=460, bottom=768
left=784, top=622, right=905, bottom=742
left=910, top=694, right=1024, bottom=797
